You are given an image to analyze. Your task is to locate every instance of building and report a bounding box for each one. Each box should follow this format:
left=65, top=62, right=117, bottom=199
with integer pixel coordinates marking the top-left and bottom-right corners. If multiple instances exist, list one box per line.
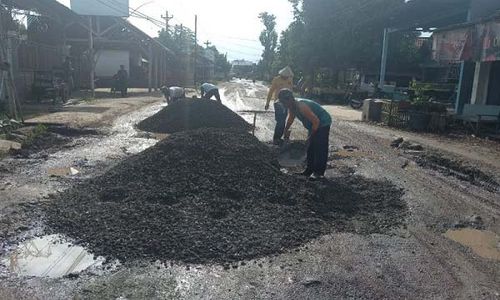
left=2, top=0, right=174, bottom=104
left=231, top=59, right=255, bottom=78
left=432, top=0, right=500, bottom=111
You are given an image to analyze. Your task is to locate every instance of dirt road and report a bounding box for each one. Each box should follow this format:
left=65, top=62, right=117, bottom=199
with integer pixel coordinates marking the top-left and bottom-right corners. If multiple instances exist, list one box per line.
left=0, top=80, right=499, bottom=299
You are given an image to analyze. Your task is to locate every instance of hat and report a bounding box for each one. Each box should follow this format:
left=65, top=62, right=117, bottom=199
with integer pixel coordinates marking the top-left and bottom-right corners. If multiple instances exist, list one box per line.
left=278, top=66, right=294, bottom=78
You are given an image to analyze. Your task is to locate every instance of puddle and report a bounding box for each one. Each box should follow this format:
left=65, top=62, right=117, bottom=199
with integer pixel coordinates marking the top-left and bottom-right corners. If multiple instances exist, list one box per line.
left=2, top=234, right=105, bottom=278
left=444, top=229, right=500, bottom=261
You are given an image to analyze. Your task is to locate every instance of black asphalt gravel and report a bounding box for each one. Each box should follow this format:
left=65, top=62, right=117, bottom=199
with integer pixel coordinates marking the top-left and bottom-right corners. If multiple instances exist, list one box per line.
left=44, top=128, right=406, bottom=265
left=137, top=98, right=251, bottom=133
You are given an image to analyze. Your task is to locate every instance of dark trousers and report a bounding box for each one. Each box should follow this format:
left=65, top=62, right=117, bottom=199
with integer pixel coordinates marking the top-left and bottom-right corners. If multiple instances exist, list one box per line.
left=204, top=89, right=221, bottom=102
left=274, top=102, right=288, bottom=141
left=305, top=126, right=330, bottom=176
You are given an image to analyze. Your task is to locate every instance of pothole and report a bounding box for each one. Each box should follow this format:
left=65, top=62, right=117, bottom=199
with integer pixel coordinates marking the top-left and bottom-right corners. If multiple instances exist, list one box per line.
left=1, top=234, right=105, bottom=278
left=444, top=229, right=500, bottom=261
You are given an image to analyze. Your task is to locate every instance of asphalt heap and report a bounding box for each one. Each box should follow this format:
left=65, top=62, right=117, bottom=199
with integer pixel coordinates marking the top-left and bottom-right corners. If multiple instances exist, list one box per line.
left=44, top=101, right=406, bottom=265
left=137, top=98, right=251, bottom=133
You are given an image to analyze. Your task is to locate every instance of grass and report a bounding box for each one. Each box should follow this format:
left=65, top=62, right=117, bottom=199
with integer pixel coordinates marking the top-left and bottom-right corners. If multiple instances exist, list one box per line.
left=23, top=124, right=48, bottom=146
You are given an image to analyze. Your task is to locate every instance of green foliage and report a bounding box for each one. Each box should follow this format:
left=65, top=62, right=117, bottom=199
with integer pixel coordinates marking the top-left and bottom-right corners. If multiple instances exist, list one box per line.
left=268, top=0, right=426, bottom=86
left=409, top=81, right=446, bottom=113
left=157, top=26, right=231, bottom=82
left=258, top=12, right=278, bottom=79
left=410, top=80, right=432, bottom=103
left=23, top=124, right=48, bottom=146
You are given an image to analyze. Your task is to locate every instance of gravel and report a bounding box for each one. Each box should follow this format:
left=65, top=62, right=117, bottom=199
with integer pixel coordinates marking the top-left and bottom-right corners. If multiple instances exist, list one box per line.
left=44, top=128, right=406, bottom=265
left=136, top=99, right=251, bottom=134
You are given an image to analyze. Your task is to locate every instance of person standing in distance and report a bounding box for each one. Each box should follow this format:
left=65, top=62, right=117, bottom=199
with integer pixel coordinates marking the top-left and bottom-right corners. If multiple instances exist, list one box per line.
left=265, top=66, right=294, bottom=145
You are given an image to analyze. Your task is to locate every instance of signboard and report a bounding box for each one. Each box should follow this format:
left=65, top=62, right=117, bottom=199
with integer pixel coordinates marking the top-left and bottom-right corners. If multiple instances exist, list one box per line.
left=433, top=28, right=471, bottom=62
left=478, top=22, right=500, bottom=62
left=433, top=21, right=500, bottom=62
left=70, top=0, right=129, bottom=17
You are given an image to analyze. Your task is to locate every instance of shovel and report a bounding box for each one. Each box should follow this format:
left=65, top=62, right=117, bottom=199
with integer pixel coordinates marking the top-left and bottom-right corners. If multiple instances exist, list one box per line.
left=279, top=134, right=309, bottom=167
left=237, top=110, right=272, bottom=136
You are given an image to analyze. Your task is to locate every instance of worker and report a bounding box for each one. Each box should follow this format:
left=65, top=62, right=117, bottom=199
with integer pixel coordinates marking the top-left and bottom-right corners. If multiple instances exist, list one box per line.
left=278, top=88, right=332, bottom=180
left=265, top=66, right=294, bottom=145
left=200, top=83, right=221, bottom=102
left=115, top=65, right=128, bottom=98
left=62, top=56, right=74, bottom=94
left=161, top=86, right=185, bottom=104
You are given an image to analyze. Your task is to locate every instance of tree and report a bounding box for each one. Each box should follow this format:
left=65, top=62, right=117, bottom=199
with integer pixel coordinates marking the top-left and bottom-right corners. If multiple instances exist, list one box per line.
left=258, top=12, right=278, bottom=80
left=157, top=25, right=195, bottom=55
left=208, top=46, right=232, bottom=79
left=273, top=0, right=427, bottom=88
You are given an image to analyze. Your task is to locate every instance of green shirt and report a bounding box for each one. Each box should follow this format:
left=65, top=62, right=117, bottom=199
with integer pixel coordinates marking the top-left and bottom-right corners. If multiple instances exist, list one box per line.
left=295, top=98, right=332, bottom=132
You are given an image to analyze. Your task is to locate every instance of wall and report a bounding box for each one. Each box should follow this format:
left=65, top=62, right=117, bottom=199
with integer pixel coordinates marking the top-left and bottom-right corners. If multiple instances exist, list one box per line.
left=470, top=61, right=491, bottom=105
left=95, top=50, right=130, bottom=78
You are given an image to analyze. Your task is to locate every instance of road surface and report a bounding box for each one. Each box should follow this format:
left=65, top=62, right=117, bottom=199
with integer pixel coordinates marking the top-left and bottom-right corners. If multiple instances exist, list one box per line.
left=0, top=79, right=498, bottom=299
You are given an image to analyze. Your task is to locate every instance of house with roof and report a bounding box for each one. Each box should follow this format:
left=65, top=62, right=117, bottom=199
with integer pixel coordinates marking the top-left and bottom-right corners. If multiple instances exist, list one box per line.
left=2, top=0, right=174, bottom=104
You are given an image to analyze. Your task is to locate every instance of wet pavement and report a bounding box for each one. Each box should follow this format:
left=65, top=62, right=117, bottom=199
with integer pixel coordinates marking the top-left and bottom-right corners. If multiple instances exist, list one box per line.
left=2, top=234, right=105, bottom=278
left=0, top=79, right=499, bottom=299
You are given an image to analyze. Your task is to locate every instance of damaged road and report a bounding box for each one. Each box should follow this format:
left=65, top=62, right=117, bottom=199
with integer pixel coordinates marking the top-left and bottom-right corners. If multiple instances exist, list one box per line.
left=0, top=80, right=499, bottom=299
left=44, top=128, right=406, bottom=265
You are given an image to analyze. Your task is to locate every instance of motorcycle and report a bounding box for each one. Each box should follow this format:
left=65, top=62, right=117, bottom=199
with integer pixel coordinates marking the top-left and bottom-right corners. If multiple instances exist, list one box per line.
left=344, top=83, right=387, bottom=110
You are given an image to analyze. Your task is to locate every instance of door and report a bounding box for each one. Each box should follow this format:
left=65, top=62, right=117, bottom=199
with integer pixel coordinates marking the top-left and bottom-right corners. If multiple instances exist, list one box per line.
left=486, top=61, right=500, bottom=105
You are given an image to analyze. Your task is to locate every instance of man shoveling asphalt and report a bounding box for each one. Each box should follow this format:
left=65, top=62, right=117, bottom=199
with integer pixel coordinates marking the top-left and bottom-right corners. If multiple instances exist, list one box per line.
left=278, top=88, right=332, bottom=180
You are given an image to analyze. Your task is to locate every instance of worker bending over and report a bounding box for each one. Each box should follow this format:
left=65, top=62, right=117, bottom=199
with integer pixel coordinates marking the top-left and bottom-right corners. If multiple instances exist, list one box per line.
left=161, top=86, right=185, bottom=104
left=265, top=66, right=294, bottom=145
left=200, top=83, right=221, bottom=102
left=278, top=89, right=332, bottom=180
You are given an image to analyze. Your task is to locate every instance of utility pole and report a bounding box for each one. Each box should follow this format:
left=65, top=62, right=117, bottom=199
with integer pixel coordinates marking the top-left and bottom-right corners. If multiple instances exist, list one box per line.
left=204, top=40, right=211, bottom=48
left=194, top=15, right=197, bottom=86
left=379, top=28, right=396, bottom=88
left=88, top=16, right=95, bottom=98
left=0, top=0, right=20, bottom=120
left=161, top=10, right=173, bottom=34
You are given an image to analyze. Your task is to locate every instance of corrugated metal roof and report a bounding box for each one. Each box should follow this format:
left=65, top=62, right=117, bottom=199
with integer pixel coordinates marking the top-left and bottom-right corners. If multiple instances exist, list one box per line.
left=9, top=0, right=173, bottom=56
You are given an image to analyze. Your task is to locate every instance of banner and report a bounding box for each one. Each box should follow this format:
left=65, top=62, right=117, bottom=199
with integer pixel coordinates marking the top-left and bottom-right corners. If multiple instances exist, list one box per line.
left=479, top=22, right=500, bottom=62
left=433, top=28, right=471, bottom=62
left=433, top=21, right=500, bottom=62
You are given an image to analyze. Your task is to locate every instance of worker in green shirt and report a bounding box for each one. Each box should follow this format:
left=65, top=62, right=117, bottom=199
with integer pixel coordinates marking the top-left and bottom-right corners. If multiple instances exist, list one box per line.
left=278, top=88, right=332, bottom=180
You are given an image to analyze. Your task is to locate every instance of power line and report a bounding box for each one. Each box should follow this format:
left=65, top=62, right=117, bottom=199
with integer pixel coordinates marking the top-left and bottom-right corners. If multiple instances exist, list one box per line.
left=211, top=40, right=262, bottom=50
left=93, top=0, right=166, bottom=28
left=161, top=10, right=173, bottom=32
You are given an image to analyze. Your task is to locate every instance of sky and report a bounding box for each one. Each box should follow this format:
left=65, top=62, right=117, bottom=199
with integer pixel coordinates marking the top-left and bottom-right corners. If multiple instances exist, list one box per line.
left=57, top=0, right=295, bottom=62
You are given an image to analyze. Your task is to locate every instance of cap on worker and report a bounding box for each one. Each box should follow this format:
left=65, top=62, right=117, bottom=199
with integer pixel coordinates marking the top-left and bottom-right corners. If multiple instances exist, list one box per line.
left=279, top=66, right=294, bottom=78
left=278, top=88, right=294, bottom=102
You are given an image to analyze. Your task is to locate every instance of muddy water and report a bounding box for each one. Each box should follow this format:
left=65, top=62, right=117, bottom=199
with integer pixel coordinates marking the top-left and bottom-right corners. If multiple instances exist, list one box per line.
left=444, top=229, right=500, bottom=261
left=1, top=234, right=105, bottom=278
